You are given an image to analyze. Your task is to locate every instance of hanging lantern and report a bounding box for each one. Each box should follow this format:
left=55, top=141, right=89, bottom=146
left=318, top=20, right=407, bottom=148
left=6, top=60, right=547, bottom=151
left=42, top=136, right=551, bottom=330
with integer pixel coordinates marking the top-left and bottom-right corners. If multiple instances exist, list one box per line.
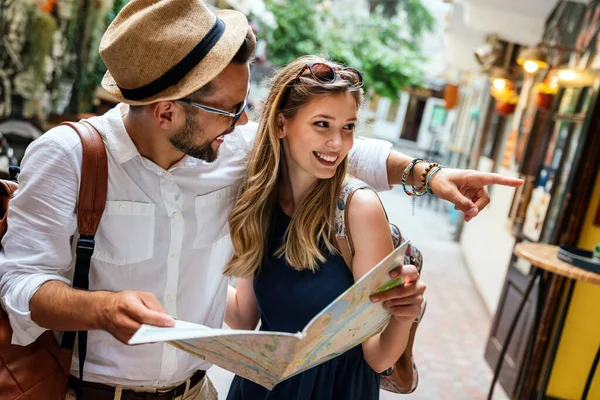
left=535, top=68, right=559, bottom=110
left=494, top=86, right=519, bottom=116
left=517, top=46, right=549, bottom=74
left=489, top=67, right=514, bottom=99
left=496, top=101, right=517, bottom=116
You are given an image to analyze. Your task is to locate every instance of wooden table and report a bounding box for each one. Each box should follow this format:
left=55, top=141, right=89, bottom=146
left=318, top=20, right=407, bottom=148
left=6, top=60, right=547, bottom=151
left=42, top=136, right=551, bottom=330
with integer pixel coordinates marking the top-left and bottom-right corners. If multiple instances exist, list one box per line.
left=488, top=242, right=600, bottom=400
left=515, top=242, right=600, bottom=285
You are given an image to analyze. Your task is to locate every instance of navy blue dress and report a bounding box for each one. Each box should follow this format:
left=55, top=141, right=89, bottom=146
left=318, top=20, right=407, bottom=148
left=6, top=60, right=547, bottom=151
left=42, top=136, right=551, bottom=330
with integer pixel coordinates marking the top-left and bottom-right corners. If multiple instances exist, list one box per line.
left=226, top=205, right=380, bottom=400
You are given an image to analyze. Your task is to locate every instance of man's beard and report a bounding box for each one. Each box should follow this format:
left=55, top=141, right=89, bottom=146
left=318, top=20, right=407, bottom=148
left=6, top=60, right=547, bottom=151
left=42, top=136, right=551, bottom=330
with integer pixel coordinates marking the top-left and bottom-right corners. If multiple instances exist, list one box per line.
left=170, top=110, right=219, bottom=163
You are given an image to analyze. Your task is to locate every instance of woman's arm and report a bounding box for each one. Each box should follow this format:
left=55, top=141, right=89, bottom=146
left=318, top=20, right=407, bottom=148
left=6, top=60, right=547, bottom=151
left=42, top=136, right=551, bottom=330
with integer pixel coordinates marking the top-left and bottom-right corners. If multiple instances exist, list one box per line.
left=348, top=189, right=425, bottom=373
left=225, top=278, right=260, bottom=330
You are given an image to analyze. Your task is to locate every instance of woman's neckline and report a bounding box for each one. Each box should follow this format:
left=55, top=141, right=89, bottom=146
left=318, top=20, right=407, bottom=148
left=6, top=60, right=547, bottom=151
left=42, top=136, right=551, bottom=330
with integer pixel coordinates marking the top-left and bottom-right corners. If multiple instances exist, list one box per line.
left=277, top=201, right=293, bottom=219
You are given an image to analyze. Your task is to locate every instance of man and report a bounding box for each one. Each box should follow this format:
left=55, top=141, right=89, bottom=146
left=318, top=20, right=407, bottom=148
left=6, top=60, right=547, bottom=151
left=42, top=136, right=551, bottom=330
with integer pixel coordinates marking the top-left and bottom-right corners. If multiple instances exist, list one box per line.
left=0, top=1, right=522, bottom=399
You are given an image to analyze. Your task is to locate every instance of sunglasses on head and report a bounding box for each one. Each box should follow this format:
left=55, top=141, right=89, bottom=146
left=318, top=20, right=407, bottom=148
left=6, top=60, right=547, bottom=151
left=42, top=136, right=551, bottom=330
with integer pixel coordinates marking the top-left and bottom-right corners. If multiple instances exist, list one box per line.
left=295, top=63, right=364, bottom=87
left=279, top=63, right=363, bottom=109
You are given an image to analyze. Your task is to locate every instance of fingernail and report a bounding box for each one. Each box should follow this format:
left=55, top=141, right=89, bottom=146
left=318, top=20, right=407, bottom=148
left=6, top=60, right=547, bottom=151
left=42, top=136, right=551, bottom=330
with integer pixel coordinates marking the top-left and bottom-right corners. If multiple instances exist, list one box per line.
left=390, top=271, right=399, bottom=278
left=466, top=207, right=478, bottom=217
left=370, top=295, right=380, bottom=303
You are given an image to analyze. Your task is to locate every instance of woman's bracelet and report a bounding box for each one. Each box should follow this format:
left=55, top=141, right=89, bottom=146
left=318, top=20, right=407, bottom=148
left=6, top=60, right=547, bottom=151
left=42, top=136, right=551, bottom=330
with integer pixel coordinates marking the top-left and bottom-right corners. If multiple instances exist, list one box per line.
left=420, top=163, right=440, bottom=188
left=425, top=165, right=443, bottom=194
left=401, top=158, right=425, bottom=196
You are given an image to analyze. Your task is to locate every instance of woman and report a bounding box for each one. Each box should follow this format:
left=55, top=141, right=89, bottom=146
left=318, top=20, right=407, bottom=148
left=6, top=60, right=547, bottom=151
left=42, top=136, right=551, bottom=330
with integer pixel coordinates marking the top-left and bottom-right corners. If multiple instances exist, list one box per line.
left=223, top=55, right=426, bottom=400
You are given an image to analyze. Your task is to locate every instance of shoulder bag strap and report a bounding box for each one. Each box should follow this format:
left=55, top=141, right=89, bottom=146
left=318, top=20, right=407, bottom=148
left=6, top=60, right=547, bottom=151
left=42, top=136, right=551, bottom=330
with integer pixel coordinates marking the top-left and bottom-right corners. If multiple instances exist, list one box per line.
left=334, top=178, right=371, bottom=270
left=58, top=121, right=108, bottom=397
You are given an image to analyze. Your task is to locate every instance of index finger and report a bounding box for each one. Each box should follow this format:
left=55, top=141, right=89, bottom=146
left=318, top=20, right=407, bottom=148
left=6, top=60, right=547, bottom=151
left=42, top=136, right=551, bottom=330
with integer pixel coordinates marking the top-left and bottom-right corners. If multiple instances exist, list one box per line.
left=471, top=172, right=524, bottom=187
left=372, top=267, right=420, bottom=303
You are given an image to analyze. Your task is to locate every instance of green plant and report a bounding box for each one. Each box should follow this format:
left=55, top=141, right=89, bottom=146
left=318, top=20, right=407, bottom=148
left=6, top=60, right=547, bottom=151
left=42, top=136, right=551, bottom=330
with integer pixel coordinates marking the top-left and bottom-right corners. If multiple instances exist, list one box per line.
left=64, top=0, right=121, bottom=114
left=24, top=7, right=57, bottom=93
left=322, top=14, right=426, bottom=99
left=262, top=0, right=431, bottom=99
left=369, top=0, right=435, bottom=41
left=89, top=0, right=129, bottom=100
left=262, top=0, right=321, bottom=66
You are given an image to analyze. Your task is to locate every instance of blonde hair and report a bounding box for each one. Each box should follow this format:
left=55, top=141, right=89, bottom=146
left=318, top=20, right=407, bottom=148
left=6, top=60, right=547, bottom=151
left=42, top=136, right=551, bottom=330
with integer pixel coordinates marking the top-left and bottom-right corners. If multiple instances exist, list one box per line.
left=224, top=55, right=364, bottom=278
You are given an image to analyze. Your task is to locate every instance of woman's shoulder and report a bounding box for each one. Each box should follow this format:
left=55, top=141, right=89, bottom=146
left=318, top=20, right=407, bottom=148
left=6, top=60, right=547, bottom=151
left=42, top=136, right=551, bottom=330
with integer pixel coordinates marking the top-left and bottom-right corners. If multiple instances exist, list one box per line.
left=340, top=176, right=370, bottom=195
left=338, top=176, right=380, bottom=212
left=346, top=189, right=385, bottom=225
left=335, top=177, right=383, bottom=237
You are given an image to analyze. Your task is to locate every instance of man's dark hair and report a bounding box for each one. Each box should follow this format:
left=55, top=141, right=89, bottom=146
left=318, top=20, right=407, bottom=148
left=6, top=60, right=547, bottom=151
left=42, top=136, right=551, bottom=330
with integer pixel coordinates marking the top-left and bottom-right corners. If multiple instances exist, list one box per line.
left=129, top=26, right=256, bottom=112
left=232, top=26, right=257, bottom=64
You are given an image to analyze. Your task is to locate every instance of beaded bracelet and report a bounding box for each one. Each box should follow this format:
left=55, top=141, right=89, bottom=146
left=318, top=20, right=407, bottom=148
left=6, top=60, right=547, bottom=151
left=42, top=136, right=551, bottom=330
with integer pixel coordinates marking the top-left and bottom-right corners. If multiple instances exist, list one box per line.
left=409, top=162, right=439, bottom=198
left=401, top=158, right=425, bottom=196
left=420, top=162, right=440, bottom=188
left=425, top=165, right=443, bottom=194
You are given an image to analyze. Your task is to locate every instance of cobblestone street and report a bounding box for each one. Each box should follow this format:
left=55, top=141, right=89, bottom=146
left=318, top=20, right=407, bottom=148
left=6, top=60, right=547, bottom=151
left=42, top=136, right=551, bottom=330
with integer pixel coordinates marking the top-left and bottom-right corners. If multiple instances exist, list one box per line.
left=208, top=186, right=509, bottom=400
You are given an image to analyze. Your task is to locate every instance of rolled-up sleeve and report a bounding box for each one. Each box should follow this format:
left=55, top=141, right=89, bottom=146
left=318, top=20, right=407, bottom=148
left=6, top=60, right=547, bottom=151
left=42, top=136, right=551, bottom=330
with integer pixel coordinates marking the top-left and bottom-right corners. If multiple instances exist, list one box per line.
left=348, top=136, right=393, bottom=191
left=0, top=131, right=80, bottom=345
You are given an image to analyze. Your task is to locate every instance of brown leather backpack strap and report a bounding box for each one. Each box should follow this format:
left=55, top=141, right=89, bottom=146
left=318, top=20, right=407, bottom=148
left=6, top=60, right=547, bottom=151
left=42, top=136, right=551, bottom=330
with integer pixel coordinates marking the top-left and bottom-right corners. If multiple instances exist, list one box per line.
left=342, top=187, right=368, bottom=256
left=58, top=121, right=107, bottom=396
left=334, top=236, right=354, bottom=270
left=0, top=180, right=19, bottom=239
left=60, top=121, right=108, bottom=235
left=334, top=178, right=371, bottom=271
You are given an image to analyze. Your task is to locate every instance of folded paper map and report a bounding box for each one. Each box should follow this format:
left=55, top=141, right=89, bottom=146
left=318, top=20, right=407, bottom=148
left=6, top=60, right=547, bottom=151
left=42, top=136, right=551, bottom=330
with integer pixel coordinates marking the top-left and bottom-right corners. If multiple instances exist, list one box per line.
left=129, top=241, right=409, bottom=390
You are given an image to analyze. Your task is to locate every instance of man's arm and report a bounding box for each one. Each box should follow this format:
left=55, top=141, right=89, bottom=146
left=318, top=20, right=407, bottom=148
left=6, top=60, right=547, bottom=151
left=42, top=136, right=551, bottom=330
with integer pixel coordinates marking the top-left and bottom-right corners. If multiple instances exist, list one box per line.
left=348, top=137, right=523, bottom=221
left=385, top=149, right=523, bottom=221
left=0, top=129, right=172, bottom=346
left=30, top=282, right=173, bottom=344
left=0, top=133, right=81, bottom=345
left=347, top=136, right=394, bottom=191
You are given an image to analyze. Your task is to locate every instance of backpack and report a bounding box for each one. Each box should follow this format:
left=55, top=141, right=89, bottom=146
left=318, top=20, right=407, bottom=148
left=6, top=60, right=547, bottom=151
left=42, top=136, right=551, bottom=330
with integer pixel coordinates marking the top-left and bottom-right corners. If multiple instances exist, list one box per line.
left=334, top=177, right=426, bottom=394
left=0, top=121, right=107, bottom=399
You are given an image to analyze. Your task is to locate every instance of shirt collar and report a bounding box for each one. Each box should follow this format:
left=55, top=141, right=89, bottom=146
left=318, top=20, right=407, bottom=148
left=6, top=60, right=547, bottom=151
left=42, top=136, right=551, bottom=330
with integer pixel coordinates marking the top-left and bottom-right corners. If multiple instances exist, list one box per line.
left=98, top=103, right=199, bottom=169
left=101, top=103, right=141, bottom=164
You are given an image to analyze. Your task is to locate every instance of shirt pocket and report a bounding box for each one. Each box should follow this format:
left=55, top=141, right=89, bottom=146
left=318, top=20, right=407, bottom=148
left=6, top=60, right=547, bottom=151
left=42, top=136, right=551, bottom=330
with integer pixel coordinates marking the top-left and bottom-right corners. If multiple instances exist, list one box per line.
left=193, top=186, right=237, bottom=249
left=92, top=201, right=156, bottom=266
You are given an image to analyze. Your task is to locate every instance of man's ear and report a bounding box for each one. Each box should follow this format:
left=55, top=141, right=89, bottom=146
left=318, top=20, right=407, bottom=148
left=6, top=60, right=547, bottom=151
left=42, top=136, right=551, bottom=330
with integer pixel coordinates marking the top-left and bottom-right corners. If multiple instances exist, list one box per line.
left=154, top=101, right=179, bottom=130
left=277, top=114, right=286, bottom=139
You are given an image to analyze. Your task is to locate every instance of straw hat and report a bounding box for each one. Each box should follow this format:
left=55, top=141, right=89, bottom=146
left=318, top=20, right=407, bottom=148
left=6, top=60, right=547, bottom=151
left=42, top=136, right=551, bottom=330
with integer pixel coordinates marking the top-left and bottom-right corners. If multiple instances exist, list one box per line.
left=99, top=0, right=248, bottom=105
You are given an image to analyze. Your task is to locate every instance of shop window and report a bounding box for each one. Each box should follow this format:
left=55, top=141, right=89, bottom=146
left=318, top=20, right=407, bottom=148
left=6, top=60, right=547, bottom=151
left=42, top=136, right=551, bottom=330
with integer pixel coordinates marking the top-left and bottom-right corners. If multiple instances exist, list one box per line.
left=483, top=112, right=507, bottom=160
left=429, top=105, right=448, bottom=131
left=400, top=96, right=426, bottom=142
left=368, top=94, right=380, bottom=112
left=386, top=101, right=400, bottom=122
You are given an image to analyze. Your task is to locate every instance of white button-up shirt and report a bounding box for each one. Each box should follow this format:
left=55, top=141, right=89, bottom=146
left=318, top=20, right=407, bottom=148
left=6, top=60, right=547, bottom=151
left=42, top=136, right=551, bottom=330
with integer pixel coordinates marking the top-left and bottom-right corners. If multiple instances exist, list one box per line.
left=0, top=104, right=392, bottom=387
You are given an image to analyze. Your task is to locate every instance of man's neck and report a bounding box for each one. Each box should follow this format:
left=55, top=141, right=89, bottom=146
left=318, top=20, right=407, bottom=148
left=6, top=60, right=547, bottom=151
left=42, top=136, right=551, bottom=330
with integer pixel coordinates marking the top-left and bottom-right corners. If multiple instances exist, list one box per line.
left=122, top=112, right=185, bottom=170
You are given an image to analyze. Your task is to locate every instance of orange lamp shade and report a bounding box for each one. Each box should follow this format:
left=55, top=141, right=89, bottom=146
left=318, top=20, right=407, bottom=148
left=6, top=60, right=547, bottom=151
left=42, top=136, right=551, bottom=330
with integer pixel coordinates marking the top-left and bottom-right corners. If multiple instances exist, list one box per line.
left=444, top=84, right=459, bottom=110
left=37, top=0, right=56, bottom=13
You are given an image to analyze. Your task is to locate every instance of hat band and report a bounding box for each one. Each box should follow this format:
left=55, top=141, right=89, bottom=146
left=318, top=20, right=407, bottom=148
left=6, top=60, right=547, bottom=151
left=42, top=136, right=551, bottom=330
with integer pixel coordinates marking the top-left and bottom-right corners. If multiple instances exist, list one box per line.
left=118, top=17, right=226, bottom=101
